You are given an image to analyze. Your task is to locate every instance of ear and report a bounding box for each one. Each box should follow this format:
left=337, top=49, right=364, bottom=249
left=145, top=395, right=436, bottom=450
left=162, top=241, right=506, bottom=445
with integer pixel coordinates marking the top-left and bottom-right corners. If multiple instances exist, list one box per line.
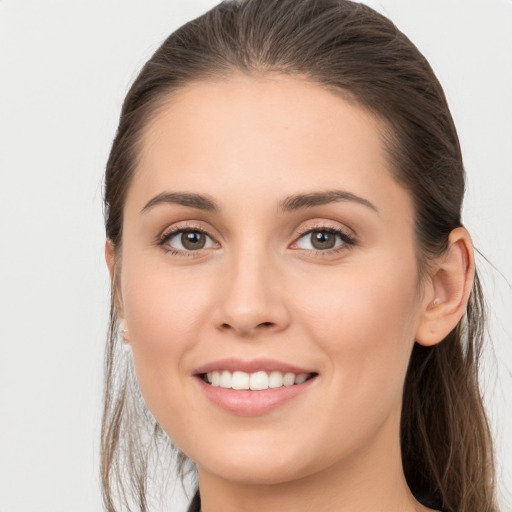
left=415, top=227, right=475, bottom=347
left=105, top=239, right=130, bottom=342
left=105, top=238, right=116, bottom=282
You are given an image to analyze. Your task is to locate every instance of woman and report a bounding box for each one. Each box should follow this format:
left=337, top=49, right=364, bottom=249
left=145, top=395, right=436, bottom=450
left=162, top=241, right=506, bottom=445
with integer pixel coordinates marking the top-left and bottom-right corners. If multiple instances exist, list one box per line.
left=101, top=1, right=497, bottom=511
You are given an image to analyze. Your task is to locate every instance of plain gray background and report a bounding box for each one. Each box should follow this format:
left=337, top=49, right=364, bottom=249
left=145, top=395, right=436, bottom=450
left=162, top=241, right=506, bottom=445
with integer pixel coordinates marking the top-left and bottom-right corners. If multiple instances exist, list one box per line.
left=0, top=1, right=511, bottom=510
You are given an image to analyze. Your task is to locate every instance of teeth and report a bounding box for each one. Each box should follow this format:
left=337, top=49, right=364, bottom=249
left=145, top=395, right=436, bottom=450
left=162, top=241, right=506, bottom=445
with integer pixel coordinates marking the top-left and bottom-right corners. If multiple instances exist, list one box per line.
left=283, top=372, right=295, bottom=386
left=268, top=371, right=283, bottom=388
left=294, top=373, right=309, bottom=384
left=232, top=371, right=250, bottom=390
left=250, top=371, right=268, bottom=390
left=220, top=370, right=232, bottom=388
left=205, top=370, right=312, bottom=390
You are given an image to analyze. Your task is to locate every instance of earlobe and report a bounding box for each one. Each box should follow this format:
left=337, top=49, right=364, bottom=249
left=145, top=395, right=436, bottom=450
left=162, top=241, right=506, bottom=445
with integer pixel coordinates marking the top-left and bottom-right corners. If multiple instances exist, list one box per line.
left=120, top=327, right=131, bottom=344
left=415, top=227, right=475, bottom=347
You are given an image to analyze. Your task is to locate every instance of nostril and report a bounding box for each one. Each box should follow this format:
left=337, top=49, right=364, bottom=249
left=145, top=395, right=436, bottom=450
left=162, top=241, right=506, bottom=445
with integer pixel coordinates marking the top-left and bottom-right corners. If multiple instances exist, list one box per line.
left=217, top=320, right=279, bottom=335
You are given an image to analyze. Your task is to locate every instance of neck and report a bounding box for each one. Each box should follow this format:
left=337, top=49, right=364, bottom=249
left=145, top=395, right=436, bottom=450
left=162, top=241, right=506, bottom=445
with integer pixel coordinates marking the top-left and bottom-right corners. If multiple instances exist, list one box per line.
left=195, top=413, right=430, bottom=512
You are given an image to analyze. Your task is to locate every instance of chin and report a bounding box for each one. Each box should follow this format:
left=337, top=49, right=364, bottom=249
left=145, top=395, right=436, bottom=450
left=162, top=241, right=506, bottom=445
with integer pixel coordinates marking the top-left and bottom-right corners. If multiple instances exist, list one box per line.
left=190, top=434, right=326, bottom=486
left=200, top=457, right=312, bottom=486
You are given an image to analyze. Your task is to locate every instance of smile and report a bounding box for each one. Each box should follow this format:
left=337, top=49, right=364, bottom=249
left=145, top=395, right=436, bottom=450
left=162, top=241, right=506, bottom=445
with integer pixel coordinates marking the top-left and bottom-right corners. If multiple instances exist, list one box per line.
left=202, top=370, right=315, bottom=390
left=195, top=360, right=319, bottom=416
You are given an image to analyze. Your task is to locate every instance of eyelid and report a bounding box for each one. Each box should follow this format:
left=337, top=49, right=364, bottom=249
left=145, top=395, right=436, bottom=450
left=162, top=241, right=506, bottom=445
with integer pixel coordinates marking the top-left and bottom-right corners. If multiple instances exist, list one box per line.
left=294, top=221, right=355, bottom=239
left=159, top=221, right=212, bottom=240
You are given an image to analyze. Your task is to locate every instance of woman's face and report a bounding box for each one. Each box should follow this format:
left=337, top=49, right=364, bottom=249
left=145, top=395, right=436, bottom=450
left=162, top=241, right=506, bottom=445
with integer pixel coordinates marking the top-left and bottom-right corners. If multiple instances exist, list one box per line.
left=114, top=73, right=430, bottom=485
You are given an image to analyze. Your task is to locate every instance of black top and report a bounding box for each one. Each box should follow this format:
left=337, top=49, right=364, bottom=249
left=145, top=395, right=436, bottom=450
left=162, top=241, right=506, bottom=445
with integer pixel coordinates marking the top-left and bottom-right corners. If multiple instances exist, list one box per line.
left=187, top=490, right=201, bottom=512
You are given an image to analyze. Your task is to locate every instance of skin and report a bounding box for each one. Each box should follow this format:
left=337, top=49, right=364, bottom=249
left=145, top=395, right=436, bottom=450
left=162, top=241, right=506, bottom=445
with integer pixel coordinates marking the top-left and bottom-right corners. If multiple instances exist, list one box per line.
left=106, top=73, right=474, bottom=512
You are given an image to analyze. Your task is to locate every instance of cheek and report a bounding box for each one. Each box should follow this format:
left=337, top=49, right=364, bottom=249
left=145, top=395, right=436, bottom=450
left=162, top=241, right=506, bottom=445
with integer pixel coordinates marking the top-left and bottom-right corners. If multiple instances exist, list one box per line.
left=119, top=258, right=214, bottom=415
left=122, top=259, right=210, bottom=350
left=294, top=253, right=420, bottom=402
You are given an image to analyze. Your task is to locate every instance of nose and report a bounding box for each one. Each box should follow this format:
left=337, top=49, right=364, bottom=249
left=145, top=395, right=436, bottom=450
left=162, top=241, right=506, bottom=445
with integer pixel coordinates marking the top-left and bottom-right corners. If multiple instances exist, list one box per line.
left=213, top=247, right=290, bottom=338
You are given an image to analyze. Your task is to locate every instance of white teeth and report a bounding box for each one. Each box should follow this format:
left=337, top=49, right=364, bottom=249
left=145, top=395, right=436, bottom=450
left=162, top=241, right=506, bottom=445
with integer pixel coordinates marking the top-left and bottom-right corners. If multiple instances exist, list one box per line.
left=295, top=373, right=309, bottom=384
left=283, top=372, right=295, bottom=386
left=220, top=370, right=232, bottom=388
left=204, top=370, right=313, bottom=390
left=232, top=371, right=250, bottom=390
left=249, top=371, right=268, bottom=390
left=268, top=371, right=283, bottom=388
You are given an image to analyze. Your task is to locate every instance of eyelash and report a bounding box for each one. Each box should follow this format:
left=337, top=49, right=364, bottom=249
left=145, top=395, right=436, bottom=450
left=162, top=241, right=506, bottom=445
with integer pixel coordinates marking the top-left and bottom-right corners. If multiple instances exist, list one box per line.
left=294, top=224, right=356, bottom=256
left=157, top=223, right=356, bottom=258
left=158, top=224, right=217, bottom=257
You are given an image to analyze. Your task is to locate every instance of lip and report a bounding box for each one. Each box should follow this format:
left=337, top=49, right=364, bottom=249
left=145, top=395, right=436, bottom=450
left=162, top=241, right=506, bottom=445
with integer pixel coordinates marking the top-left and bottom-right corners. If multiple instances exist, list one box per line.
left=193, top=357, right=316, bottom=375
left=193, top=358, right=318, bottom=416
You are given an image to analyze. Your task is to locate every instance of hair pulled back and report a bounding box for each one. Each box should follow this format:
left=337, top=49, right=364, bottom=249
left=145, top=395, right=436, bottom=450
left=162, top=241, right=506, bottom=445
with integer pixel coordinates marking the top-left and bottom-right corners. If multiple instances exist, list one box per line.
left=102, top=1, right=496, bottom=511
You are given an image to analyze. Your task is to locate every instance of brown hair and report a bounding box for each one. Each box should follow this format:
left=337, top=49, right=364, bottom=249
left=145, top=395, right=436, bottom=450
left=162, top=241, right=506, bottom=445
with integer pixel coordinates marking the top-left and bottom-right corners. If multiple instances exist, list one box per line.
left=102, top=1, right=496, bottom=511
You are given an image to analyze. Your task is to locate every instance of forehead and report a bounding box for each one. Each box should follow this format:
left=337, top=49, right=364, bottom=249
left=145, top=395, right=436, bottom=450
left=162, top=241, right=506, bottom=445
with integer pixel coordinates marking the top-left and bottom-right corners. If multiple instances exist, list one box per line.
left=140, top=73, right=383, bottom=171
left=129, top=73, right=412, bottom=220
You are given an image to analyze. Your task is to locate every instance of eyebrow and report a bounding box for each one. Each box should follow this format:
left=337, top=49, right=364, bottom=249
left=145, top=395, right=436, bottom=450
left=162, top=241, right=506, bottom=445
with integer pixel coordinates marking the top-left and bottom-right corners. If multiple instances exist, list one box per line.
left=141, top=189, right=378, bottom=214
left=278, top=190, right=378, bottom=214
left=141, top=192, right=219, bottom=214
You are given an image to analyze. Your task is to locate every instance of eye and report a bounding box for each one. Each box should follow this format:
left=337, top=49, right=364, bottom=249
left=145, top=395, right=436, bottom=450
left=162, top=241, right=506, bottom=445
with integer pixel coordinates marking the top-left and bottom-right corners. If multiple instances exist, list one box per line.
left=293, top=228, right=354, bottom=252
left=160, top=228, right=217, bottom=252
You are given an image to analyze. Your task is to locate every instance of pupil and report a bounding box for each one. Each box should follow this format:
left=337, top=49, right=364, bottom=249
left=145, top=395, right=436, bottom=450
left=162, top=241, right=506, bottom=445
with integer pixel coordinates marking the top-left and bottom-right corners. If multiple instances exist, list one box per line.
left=182, top=231, right=205, bottom=250
left=312, top=231, right=335, bottom=250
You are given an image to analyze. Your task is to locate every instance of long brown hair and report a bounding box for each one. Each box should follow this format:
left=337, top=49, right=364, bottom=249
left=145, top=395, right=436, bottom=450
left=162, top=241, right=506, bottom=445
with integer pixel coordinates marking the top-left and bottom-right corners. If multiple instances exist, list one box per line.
left=102, top=1, right=496, bottom=510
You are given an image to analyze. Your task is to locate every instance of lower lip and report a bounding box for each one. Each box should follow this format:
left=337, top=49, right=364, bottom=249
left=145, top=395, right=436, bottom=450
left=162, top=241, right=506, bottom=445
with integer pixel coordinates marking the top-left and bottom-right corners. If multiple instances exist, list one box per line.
left=196, top=376, right=317, bottom=416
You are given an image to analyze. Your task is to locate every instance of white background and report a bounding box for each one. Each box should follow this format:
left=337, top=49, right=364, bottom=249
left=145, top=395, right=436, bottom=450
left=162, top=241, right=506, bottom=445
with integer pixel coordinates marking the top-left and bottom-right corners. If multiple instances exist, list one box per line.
left=0, top=1, right=511, bottom=511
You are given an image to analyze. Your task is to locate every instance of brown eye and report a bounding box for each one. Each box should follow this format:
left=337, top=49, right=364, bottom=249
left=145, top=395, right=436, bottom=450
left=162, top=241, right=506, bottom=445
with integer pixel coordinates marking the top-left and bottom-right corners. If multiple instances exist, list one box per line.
left=293, top=227, right=354, bottom=252
left=181, top=231, right=207, bottom=250
left=161, top=228, right=217, bottom=252
left=310, top=231, right=336, bottom=250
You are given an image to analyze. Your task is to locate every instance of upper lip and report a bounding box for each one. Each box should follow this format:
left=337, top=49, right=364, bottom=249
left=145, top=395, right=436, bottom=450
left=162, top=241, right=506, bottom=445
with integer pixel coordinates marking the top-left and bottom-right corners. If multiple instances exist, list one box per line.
left=194, top=358, right=317, bottom=376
